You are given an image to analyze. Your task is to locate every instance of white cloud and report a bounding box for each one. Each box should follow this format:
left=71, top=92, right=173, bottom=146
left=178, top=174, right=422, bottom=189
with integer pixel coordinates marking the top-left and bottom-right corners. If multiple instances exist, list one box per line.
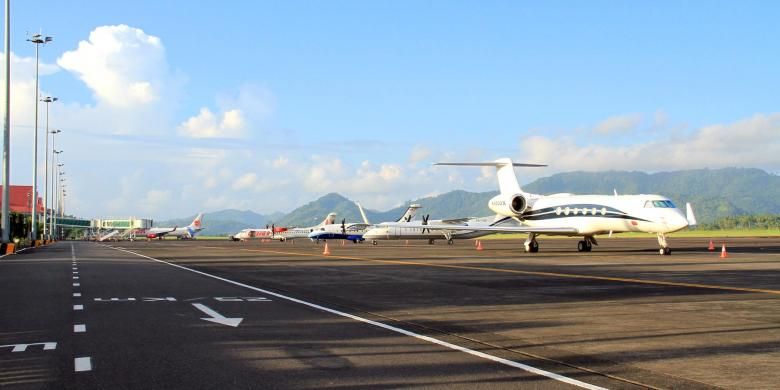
left=57, top=25, right=169, bottom=108
left=232, top=173, right=257, bottom=190
left=592, top=113, right=643, bottom=135
left=521, top=113, right=780, bottom=172
left=408, top=145, right=431, bottom=165
left=178, top=107, right=247, bottom=138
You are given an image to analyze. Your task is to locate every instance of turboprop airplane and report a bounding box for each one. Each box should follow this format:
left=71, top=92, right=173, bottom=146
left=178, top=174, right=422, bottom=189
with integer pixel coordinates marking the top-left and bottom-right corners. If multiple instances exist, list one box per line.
left=390, top=158, right=696, bottom=255
left=229, top=224, right=287, bottom=241
left=274, top=213, right=338, bottom=241
left=308, top=203, right=421, bottom=243
left=146, top=213, right=204, bottom=240
left=363, top=214, right=520, bottom=245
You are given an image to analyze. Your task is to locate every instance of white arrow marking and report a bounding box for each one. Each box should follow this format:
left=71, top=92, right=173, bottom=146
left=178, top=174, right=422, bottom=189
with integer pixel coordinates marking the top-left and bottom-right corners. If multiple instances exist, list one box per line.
left=191, top=303, right=242, bottom=327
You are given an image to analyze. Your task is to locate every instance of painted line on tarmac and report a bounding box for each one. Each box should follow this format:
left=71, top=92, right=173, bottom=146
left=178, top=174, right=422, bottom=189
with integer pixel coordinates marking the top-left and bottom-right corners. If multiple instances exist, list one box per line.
left=106, top=245, right=606, bottom=390
left=233, top=247, right=780, bottom=296
left=74, top=357, right=92, bottom=372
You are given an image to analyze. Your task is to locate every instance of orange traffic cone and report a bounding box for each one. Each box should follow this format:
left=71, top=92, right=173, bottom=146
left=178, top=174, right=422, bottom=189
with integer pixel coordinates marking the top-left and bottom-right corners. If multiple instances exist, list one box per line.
left=323, top=242, right=331, bottom=255
left=720, top=243, right=728, bottom=258
left=476, top=240, right=484, bottom=251
left=708, top=240, right=715, bottom=251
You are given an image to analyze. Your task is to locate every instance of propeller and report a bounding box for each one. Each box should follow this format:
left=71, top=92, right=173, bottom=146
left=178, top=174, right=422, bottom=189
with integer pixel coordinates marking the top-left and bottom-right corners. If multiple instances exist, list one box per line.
left=341, top=219, right=346, bottom=235
left=422, top=214, right=430, bottom=234
left=271, top=223, right=275, bottom=237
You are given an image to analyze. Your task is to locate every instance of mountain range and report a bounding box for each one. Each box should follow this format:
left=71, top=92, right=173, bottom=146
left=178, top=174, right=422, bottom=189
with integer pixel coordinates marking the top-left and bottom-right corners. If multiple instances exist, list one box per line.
left=158, top=168, right=779, bottom=236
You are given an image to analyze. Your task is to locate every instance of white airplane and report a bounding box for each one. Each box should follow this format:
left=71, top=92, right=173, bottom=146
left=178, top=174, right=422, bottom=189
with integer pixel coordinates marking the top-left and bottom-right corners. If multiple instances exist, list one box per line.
left=363, top=214, right=520, bottom=245
left=229, top=224, right=286, bottom=242
left=308, top=203, right=421, bottom=243
left=390, top=158, right=696, bottom=255
left=146, top=213, right=204, bottom=240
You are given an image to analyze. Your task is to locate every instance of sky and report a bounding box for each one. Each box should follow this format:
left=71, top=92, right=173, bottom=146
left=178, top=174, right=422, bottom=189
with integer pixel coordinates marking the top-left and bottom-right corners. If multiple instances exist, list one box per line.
left=3, top=1, right=779, bottom=219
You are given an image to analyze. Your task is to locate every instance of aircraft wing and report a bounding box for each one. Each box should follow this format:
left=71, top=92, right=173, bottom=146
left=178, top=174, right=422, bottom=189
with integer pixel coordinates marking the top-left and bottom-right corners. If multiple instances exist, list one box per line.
left=387, top=223, right=579, bottom=234
left=346, top=223, right=371, bottom=231
left=440, top=218, right=471, bottom=224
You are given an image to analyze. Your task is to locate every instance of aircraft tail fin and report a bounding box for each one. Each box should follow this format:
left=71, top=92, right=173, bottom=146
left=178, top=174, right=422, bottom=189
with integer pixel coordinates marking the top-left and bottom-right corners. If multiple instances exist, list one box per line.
left=189, top=213, right=204, bottom=230
left=396, top=204, right=421, bottom=222
left=435, top=158, right=545, bottom=195
left=321, top=212, right=337, bottom=226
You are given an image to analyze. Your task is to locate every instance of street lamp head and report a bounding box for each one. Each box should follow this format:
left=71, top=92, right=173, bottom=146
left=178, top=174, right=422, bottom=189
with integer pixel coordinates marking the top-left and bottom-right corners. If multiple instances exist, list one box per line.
left=54, top=150, right=62, bottom=154
left=27, top=34, right=53, bottom=44
left=41, top=96, right=58, bottom=103
left=51, top=129, right=61, bottom=134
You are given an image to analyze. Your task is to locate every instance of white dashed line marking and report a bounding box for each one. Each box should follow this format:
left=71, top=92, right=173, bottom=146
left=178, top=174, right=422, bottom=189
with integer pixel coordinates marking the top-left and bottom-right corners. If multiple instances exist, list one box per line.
left=109, top=245, right=607, bottom=390
left=74, top=324, right=86, bottom=333
left=73, top=293, right=81, bottom=297
left=73, top=276, right=79, bottom=280
left=73, top=283, right=80, bottom=287
left=74, top=357, right=92, bottom=372
left=74, top=305, right=83, bottom=311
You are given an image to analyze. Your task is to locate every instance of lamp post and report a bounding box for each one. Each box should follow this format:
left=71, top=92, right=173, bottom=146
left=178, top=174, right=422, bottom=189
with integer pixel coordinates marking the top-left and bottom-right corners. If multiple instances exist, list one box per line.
left=1, top=0, right=12, bottom=243
left=41, top=97, right=57, bottom=240
left=48, top=130, right=60, bottom=238
left=27, top=33, right=53, bottom=242
left=53, top=160, right=62, bottom=238
left=57, top=176, right=65, bottom=239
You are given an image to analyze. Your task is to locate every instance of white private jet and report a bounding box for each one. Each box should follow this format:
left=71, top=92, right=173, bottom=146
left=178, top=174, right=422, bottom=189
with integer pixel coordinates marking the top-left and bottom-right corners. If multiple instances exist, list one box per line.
left=146, top=213, right=204, bottom=240
left=389, top=158, right=696, bottom=255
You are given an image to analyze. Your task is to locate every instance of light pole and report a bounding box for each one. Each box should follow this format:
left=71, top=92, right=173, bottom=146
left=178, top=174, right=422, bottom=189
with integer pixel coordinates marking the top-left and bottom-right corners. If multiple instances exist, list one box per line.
left=1, top=0, right=12, bottom=243
left=57, top=176, right=65, bottom=239
left=41, top=97, right=57, bottom=240
left=27, top=33, right=53, bottom=242
left=53, top=160, right=62, bottom=238
left=48, top=129, right=60, bottom=237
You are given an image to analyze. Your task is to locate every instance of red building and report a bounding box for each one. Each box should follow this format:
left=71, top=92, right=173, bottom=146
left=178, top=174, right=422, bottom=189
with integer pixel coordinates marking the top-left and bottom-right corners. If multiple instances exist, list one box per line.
left=0, top=185, right=45, bottom=214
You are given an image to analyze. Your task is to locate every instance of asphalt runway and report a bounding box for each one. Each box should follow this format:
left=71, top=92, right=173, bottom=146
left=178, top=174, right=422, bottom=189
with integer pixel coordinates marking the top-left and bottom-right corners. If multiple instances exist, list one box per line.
left=1, top=236, right=779, bottom=389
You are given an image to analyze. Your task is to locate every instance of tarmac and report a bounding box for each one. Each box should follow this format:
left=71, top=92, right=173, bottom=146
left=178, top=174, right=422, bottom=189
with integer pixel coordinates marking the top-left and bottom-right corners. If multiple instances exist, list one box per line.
left=1, top=236, right=779, bottom=389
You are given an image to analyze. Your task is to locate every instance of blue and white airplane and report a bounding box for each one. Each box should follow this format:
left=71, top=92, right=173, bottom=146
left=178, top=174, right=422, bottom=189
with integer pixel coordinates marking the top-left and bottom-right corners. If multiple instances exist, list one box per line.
left=388, top=158, right=696, bottom=255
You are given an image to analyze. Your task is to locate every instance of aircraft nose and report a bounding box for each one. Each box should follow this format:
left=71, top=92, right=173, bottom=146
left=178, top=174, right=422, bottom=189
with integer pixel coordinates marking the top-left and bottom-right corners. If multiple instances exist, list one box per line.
left=671, top=210, right=689, bottom=231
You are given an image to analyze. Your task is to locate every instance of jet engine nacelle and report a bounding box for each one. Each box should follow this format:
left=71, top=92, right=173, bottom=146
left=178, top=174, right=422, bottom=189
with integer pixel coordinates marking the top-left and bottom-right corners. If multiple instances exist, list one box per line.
left=488, top=194, right=528, bottom=217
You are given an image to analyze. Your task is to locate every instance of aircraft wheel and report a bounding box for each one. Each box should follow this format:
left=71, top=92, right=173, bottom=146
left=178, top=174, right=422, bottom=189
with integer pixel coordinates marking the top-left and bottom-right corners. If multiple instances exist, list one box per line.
left=447, top=239, right=454, bottom=245
left=660, top=248, right=671, bottom=256
left=529, top=241, right=539, bottom=253
left=372, top=240, right=378, bottom=245
left=577, top=241, right=588, bottom=252
left=428, top=239, right=435, bottom=245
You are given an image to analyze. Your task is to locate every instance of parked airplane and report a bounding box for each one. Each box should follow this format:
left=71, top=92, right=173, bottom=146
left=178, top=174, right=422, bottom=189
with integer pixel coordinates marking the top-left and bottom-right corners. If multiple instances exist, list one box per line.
left=308, top=203, right=421, bottom=243
left=363, top=214, right=519, bottom=245
left=146, top=213, right=204, bottom=240
left=274, top=213, right=338, bottom=241
left=390, top=158, right=696, bottom=255
left=229, top=225, right=287, bottom=242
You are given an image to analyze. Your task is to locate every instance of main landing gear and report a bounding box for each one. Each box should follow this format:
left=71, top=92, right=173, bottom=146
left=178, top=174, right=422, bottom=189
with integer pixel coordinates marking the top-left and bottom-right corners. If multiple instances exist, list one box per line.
left=657, top=233, right=672, bottom=256
left=577, top=236, right=597, bottom=252
left=524, top=234, right=539, bottom=253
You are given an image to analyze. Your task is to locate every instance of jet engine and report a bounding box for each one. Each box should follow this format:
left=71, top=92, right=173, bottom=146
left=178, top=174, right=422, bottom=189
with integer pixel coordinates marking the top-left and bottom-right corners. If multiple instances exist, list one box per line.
left=488, top=193, right=528, bottom=217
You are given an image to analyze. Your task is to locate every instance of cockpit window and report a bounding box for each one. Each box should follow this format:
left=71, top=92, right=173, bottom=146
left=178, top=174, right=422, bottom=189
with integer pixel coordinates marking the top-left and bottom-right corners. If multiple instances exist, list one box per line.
left=648, top=200, right=677, bottom=208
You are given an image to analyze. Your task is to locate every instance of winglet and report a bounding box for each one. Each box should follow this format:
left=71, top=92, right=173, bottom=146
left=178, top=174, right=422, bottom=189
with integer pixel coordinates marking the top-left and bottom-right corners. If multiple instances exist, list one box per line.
left=686, top=203, right=697, bottom=226
left=356, top=202, right=370, bottom=225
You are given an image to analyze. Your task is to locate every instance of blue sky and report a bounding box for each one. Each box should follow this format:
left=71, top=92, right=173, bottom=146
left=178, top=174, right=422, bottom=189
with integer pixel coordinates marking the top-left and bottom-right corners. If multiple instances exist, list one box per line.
left=5, top=1, right=779, bottom=218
